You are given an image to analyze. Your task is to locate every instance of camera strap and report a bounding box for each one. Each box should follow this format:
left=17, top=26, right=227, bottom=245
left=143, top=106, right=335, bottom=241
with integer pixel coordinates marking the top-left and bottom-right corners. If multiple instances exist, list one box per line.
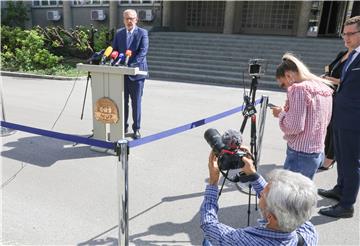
left=296, top=231, right=305, bottom=246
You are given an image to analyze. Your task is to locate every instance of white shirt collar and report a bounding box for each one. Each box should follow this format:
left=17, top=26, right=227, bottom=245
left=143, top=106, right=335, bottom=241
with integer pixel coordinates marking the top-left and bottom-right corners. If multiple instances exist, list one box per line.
left=127, top=26, right=136, bottom=35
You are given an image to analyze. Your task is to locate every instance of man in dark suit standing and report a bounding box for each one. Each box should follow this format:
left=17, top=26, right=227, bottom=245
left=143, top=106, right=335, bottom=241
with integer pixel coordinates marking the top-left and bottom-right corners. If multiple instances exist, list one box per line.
left=318, top=16, right=360, bottom=218
left=112, top=9, right=149, bottom=139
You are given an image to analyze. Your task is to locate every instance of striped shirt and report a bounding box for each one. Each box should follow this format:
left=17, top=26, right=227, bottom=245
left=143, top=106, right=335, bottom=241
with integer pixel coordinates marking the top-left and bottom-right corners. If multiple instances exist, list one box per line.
left=278, top=80, right=333, bottom=153
left=200, top=175, right=318, bottom=246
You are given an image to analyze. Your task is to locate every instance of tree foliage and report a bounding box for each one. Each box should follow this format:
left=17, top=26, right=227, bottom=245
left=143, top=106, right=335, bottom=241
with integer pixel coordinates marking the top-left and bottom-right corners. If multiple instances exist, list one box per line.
left=1, top=1, right=29, bottom=28
left=0, top=24, right=113, bottom=74
left=1, top=26, right=62, bottom=73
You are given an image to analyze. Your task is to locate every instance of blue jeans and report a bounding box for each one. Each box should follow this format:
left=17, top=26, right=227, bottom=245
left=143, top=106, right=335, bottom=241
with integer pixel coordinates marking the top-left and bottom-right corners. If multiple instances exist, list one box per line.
left=284, top=146, right=323, bottom=179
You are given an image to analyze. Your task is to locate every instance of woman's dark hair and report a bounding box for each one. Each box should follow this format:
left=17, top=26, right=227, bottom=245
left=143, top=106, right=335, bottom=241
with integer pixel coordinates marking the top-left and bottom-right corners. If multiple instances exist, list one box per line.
left=275, top=58, right=298, bottom=79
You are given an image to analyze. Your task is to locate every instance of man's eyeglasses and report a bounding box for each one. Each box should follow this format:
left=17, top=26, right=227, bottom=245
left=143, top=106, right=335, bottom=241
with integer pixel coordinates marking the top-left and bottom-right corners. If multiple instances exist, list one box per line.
left=341, top=31, right=360, bottom=38
left=124, top=17, right=137, bottom=21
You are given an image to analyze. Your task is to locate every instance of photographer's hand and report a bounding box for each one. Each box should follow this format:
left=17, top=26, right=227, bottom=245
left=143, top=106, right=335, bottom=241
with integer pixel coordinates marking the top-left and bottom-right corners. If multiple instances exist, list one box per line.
left=242, top=156, right=256, bottom=175
left=208, top=151, right=220, bottom=186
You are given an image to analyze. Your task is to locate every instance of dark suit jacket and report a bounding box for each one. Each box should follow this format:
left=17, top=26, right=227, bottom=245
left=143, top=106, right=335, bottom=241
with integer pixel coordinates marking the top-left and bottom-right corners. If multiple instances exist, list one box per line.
left=333, top=50, right=360, bottom=131
left=112, top=26, right=149, bottom=81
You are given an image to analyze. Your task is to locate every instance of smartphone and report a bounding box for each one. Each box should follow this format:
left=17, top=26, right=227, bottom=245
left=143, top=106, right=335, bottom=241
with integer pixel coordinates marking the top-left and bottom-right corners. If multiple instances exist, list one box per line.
left=267, top=103, right=278, bottom=109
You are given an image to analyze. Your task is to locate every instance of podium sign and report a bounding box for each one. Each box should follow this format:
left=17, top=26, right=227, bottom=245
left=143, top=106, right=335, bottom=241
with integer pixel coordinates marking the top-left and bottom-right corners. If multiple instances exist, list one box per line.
left=77, top=64, right=147, bottom=142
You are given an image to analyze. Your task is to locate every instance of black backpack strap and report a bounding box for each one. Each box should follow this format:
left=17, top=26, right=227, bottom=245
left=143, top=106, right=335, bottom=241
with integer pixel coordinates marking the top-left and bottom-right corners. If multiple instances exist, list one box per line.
left=297, top=231, right=305, bottom=246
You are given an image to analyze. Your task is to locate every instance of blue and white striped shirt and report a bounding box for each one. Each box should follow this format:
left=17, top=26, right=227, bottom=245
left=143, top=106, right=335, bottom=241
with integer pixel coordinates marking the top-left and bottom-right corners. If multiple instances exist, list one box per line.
left=200, top=175, right=318, bottom=245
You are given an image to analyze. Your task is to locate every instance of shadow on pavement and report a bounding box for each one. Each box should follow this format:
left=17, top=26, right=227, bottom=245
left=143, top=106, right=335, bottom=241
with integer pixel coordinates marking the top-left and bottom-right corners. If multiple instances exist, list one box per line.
left=77, top=203, right=261, bottom=246
left=2, top=135, right=109, bottom=167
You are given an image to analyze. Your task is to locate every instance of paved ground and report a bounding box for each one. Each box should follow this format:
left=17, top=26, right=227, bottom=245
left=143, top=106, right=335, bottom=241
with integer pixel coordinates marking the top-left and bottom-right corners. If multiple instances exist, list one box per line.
left=1, top=75, right=359, bottom=245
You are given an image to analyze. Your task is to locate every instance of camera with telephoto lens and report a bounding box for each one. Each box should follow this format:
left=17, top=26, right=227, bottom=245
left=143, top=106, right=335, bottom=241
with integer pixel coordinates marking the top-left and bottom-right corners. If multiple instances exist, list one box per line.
left=204, top=128, right=246, bottom=171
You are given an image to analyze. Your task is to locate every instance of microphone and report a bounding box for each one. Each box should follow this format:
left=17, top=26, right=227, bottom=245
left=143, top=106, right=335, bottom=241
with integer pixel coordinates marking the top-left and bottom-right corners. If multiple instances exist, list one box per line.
left=110, top=51, right=119, bottom=65
left=114, top=53, right=125, bottom=66
left=222, top=129, right=243, bottom=150
left=124, top=49, right=132, bottom=66
left=87, top=49, right=104, bottom=65
left=100, top=46, right=113, bottom=65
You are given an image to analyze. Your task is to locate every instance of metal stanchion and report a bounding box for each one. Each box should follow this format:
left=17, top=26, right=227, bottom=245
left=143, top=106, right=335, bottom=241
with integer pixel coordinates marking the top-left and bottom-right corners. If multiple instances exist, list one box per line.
left=116, top=139, right=129, bottom=246
left=0, top=79, right=16, bottom=137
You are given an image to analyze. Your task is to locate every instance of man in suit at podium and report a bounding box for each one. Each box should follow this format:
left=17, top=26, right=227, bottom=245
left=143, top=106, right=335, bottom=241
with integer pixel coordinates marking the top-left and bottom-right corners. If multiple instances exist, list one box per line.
left=112, top=9, right=149, bottom=139
left=318, top=16, right=360, bottom=218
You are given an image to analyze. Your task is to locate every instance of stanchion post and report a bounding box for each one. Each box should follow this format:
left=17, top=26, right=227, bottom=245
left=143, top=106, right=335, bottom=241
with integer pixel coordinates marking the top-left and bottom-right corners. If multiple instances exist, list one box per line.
left=0, top=79, right=16, bottom=137
left=116, top=139, right=129, bottom=246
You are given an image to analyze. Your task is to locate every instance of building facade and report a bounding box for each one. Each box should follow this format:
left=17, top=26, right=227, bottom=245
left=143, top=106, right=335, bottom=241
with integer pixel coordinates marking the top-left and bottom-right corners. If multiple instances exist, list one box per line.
left=2, top=1, right=360, bottom=37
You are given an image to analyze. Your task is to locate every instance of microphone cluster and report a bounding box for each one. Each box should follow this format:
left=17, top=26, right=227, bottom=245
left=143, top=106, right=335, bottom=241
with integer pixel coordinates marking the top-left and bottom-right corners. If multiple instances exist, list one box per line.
left=98, top=46, right=132, bottom=67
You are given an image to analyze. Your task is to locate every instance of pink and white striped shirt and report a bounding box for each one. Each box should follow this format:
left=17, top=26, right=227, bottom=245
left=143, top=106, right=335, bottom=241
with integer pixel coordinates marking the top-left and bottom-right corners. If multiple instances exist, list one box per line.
left=278, top=80, right=333, bottom=153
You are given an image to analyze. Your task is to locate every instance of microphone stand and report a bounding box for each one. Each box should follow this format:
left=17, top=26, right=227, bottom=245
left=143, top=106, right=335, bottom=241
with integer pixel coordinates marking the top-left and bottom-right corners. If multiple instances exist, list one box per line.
left=73, top=71, right=93, bottom=147
left=239, top=75, right=259, bottom=226
left=80, top=71, right=91, bottom=120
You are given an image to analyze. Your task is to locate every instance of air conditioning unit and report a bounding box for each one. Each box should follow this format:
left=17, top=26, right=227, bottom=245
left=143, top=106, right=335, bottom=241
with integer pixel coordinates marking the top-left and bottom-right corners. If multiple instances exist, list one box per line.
left=91, top=10, right=106, bottom=21
left=47, top=10, right=61, bottom=21
left=138, top=9, right=154, bottom=21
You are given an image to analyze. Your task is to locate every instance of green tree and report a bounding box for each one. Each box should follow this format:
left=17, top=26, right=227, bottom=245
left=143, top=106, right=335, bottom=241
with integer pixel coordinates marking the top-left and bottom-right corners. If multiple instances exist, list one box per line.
left=1, top=1, right=29, bottom=28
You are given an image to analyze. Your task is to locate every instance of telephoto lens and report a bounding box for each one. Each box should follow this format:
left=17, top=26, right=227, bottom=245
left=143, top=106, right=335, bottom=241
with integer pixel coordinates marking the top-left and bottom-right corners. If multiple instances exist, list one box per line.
left=204, top=128, right=226, bottom=156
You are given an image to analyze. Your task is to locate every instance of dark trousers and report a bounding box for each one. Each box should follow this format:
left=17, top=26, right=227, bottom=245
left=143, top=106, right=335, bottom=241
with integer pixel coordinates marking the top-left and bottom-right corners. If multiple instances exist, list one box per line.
left=333, top=128, right=360, bottom=208
left=124, top=77, right=144, bottom=131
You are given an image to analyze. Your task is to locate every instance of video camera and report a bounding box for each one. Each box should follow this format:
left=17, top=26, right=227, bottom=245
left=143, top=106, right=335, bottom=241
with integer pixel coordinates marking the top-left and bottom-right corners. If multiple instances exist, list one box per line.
left=204, top=128, right=247, bottom=171
left=248, top=59, right=267, bottom=77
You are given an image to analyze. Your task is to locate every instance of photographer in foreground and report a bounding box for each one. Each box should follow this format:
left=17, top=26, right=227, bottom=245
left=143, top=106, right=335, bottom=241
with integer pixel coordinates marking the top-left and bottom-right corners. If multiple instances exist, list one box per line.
left=200, top=151, right=318, bottom=245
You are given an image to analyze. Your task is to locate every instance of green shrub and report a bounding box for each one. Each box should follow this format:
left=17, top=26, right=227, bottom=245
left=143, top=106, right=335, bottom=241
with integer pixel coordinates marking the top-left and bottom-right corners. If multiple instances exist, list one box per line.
left=94, top=26, right=111, bottom=52
left=1, top=26, right=62, bottom=72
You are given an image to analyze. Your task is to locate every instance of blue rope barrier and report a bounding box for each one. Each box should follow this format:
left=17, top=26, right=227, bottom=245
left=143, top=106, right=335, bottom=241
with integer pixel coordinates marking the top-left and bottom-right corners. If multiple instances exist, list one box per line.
left=0, top=121, right=115, bottom=150
left=128, top=98, right=263, bottom=148
left=1, top=97, right=263, bottom=150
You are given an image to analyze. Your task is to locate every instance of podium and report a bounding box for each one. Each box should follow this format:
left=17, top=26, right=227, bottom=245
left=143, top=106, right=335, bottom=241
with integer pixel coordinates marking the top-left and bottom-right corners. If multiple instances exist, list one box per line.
left=77, top=64, right=147, bottom=143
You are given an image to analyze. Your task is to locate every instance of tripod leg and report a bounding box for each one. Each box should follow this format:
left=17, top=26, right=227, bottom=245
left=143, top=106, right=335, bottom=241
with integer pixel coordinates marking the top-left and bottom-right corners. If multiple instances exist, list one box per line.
left=247, top=184, right=252, bottom=226
left=240, top=115, right=248, bottom=133
left=80, top=72, right=91, bottom=120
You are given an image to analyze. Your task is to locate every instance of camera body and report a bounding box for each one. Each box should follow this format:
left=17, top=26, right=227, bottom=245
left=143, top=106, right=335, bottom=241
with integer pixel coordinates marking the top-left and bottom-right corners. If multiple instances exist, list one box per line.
left=204, top=128, right=246, bottom=170
left=248, top=59, right=267, bottom=77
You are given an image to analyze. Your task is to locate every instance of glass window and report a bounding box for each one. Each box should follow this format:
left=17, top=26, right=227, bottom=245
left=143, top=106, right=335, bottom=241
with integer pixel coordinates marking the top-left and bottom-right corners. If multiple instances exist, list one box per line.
left=72, top=0, right=109, bottom=5
left=33, top=0, right=63, bottom=6
left=119, top=0, right=161, bottom=5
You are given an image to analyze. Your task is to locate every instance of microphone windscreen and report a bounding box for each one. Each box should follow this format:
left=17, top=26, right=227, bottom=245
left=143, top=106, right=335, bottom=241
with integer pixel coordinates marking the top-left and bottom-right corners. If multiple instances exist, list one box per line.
left=125, top=49, right=132, bottom=56
left=104, top=46, right=113, bottom=57
left=222, top=129, right=242, bottom=149
left=110, top=51, right=119, bottom=59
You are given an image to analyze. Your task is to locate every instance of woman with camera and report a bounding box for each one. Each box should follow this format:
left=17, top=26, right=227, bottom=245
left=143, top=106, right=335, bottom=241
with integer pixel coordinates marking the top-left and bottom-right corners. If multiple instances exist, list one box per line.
left=271, top=53, right=333, bottom=179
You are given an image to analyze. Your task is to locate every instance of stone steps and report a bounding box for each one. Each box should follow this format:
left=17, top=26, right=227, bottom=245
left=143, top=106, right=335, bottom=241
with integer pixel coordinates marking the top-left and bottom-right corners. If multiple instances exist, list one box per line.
left=147, top=31, right=344, bottom=88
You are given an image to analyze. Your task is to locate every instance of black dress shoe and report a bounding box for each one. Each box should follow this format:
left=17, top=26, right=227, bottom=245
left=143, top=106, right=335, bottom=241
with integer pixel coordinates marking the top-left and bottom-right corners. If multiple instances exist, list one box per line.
left=319, top=204, right=354, bottom=218
left=133, top=130, right=141, bottom=139
left=318, top=188, right=341, bottom=201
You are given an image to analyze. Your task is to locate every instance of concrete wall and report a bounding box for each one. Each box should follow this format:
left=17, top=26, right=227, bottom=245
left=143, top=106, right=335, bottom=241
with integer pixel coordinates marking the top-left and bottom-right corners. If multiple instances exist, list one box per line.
left=29, top=4, right=161, bottom=31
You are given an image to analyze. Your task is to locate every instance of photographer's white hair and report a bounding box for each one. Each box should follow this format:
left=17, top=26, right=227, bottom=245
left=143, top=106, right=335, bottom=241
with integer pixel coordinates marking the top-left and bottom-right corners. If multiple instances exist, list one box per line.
left=264, top=169, right=317, bottom=232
